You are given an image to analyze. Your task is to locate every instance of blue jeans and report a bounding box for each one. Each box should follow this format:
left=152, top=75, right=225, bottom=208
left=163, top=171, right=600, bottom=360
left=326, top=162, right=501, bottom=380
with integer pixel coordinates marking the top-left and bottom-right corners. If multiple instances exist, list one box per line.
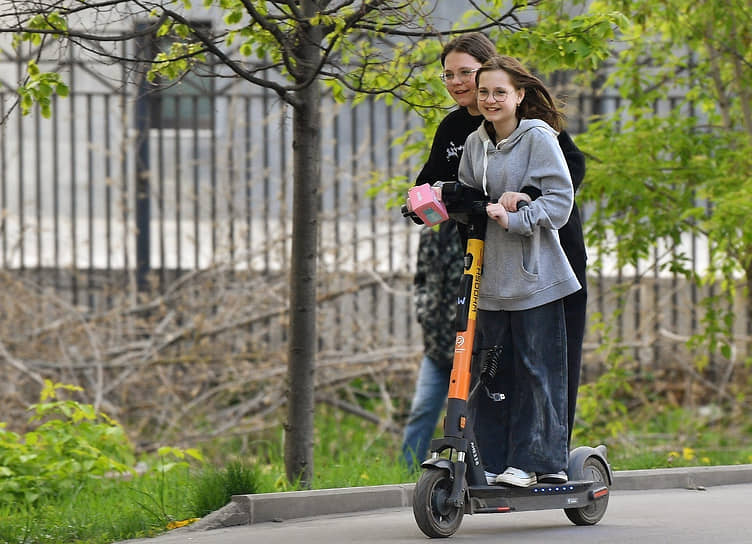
left=473, top=301, right=569, bottom=475
left=401, top=355, right=452, bottom=471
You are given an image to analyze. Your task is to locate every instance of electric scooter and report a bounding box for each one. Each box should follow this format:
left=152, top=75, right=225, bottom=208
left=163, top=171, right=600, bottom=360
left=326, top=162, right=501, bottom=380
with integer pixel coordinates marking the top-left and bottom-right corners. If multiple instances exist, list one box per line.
left=403, top=182, right=612, bottom=538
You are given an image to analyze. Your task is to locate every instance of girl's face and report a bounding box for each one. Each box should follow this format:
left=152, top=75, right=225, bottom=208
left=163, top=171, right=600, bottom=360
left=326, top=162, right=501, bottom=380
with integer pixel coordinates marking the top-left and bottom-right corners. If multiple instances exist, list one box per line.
left=476, top=69, right=524, bottom=135
left=442, top=51, right=484, bottom=115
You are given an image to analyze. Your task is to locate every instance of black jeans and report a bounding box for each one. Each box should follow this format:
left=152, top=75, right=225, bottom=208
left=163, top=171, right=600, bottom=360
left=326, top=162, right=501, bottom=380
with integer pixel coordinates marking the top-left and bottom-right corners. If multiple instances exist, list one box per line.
left=563, top=285, right=586, bottom=448
left=473, top=301, right=569, bottom=475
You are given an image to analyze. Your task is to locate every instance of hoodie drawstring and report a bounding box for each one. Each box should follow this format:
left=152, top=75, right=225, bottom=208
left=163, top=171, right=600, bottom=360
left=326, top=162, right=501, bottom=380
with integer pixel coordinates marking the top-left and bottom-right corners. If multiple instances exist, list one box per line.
left=482, top=139, right=489, bottom=197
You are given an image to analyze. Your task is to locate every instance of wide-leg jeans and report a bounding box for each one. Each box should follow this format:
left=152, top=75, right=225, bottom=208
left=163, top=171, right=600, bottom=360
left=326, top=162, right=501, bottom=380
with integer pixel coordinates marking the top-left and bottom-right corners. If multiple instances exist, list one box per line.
left=473, top=300, right=569, bottom=475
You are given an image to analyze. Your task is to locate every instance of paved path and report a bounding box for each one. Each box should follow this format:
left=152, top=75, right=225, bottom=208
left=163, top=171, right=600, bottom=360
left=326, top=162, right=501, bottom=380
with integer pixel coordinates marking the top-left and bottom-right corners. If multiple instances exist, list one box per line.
left=122, top=483, right=752, bottom=543
left=116, top=465, right=752, bottom=543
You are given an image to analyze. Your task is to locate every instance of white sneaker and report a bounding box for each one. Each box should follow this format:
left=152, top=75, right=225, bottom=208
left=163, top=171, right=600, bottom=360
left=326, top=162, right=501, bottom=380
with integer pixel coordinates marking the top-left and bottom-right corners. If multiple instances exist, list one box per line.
left=495, top=467, right=537, bottom=487
left=538, top=471, right=568, bottom=484
left=484, top=470, right=499, bottom=485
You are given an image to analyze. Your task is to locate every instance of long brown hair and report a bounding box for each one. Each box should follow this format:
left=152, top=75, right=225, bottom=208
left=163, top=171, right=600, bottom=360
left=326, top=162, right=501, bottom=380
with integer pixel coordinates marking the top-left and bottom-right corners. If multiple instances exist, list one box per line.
left=475, top=56, right=564, bottom=131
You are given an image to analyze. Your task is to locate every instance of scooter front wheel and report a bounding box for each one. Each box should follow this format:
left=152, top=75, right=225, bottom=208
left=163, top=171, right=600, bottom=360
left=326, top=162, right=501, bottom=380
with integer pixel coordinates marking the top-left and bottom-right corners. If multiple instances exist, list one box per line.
left=413, top=468, right=464, bottom=538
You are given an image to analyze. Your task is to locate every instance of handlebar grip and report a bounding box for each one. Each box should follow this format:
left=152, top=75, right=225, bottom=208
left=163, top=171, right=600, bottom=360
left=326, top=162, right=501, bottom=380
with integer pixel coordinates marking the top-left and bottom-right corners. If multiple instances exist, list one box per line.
left=401, top=203, right=424, bottom=225
left=516, top=200, right=530, bottom=210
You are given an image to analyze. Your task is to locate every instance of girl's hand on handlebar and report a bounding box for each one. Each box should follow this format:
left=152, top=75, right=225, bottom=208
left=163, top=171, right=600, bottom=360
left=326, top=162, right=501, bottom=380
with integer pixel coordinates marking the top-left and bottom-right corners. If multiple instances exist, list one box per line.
left=499, top=192, right=531, bottom=212
left=486, top=202, right=509, bottom=229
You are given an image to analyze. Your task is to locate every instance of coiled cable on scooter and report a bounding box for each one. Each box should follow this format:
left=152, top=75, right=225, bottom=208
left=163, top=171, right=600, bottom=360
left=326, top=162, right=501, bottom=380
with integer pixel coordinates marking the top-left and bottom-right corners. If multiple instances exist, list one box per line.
left=480, top=346, right=505, bottom=402
left=468, top=345, right=504, bottom=402
left=480, top=345, right=501, bottom=385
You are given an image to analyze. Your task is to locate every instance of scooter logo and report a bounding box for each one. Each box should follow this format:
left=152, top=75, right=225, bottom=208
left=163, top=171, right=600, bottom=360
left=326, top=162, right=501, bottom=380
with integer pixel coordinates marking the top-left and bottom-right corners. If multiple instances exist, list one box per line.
left=457, top=296, right=466, bottom=305
left=456, top=336, right=465, bottom=348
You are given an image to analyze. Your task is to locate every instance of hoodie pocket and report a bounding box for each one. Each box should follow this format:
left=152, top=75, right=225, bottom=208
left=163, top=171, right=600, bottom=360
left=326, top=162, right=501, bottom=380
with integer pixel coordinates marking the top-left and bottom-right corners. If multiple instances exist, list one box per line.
left=519, top=228, right=540, bottom=279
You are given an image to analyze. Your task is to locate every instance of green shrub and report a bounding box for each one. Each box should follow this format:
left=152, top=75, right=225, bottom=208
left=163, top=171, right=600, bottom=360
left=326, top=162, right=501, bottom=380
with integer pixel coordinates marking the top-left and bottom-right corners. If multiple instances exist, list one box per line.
left=0, top=380, right=135, bottom=509
left=191, top=460, right=260, bottom=516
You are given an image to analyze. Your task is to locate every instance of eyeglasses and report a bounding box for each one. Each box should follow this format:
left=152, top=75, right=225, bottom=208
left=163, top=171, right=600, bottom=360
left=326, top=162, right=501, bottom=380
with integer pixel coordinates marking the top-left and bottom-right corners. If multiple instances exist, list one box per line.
left=477, top=89, right=510, bottom=102
left=440, top=68, right=479, bottom=83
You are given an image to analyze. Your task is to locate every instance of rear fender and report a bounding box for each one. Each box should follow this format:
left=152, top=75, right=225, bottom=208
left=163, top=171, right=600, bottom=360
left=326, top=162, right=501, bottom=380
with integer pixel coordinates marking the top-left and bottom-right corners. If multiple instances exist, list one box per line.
left=568, top=445, right=614, bottom=486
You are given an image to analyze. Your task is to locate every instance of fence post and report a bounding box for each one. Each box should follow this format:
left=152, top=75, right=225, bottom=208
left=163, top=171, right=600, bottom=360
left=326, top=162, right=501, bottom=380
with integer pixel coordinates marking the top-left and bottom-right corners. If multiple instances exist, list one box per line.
left=134, top=30, right=152, bottom=292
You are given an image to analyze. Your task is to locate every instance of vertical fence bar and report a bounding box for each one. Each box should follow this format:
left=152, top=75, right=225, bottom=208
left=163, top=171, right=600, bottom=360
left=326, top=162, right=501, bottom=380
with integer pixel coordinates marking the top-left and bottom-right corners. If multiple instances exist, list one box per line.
left=120, top=43, right=130, bottom=286
left=34, top=100, right=42, bottom=285
left=368, top=97, right=378, bottom=340
left=706, top=198, right=715, bottom=373
left=175, top=96, right=182, bottom=276
left=279, top=102, right=288, bottom=344
left=333, top=110, right=341, bottom=270
left=104, top=95, right=112, bottom=278
left=69, top=51, right=78, bottom=303
left=262, top=88, right=270, bottom=273
left=227, top=96, right=235, bottom=264
left=135, top=78, right=151, bottom=292
left=192, top=95, right=200, bottom=270
left=386, top=103, right=396, bottom=339
left=17, top=79, right=25, bottom=271
left=210, top=93, right=217, bottom=264
left=331, top=109, right=346, bottom=349
left=329, top=107, right=339, bottom=349
left=279, top=102, right=288, bottom=272
left=87, top=94, right=95, bottom=306
left=170, top=96, right=182, bottom=362
left=350, top=106, right=358, bottom=272
left=1, top=95, right=7, bottom=267
left=245, top=95, right=252, bottom=269
left=52, top=94, right=60, bottom=291
left=156, top=95, right=166, bottom=287
left=133, top=29, right=152, bottom=292
left=404, top=110, right=414, bottom=343
left=349, top=103, right=359, bottom=348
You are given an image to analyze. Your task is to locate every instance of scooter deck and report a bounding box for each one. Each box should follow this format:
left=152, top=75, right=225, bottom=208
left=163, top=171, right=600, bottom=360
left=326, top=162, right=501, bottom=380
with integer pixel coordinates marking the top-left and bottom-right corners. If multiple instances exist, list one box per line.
left=467, top=480, right=609, bottom=514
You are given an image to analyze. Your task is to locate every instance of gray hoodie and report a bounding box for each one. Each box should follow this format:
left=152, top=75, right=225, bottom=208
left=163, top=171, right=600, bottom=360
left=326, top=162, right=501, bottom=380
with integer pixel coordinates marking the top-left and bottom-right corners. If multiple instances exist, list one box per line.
left=457, top=118, right=581, bottom=311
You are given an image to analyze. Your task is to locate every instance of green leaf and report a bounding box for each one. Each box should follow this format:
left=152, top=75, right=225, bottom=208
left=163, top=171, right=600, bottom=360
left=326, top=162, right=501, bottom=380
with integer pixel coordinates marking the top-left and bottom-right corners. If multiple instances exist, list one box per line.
left=225, top=10, right=243, bottom=25
left=27, top=60, right=40, bottom=77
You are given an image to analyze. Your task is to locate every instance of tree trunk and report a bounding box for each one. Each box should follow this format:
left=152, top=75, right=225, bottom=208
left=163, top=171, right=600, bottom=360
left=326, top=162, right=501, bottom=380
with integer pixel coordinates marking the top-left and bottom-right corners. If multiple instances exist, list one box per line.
left=284, top=0, right=322, bottom=489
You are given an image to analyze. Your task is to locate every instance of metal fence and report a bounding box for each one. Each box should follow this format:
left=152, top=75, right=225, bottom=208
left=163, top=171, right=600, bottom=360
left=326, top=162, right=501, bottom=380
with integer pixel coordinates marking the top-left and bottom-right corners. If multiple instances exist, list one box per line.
left=0, top=57, right=734, bottom=376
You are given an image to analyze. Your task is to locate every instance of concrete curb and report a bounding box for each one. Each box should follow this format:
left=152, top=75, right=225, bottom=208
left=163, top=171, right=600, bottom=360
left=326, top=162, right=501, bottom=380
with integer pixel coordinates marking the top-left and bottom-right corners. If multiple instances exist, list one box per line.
left=188, top=464, right=752, bottom=531
left=611, top=464, right=752, bottom=490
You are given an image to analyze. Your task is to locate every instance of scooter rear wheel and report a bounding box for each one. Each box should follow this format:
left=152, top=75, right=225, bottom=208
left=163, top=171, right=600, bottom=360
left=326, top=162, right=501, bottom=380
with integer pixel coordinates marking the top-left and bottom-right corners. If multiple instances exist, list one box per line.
left=413, top=468, right=464, bottom=538
left=564, top=456, right=609, bottom=525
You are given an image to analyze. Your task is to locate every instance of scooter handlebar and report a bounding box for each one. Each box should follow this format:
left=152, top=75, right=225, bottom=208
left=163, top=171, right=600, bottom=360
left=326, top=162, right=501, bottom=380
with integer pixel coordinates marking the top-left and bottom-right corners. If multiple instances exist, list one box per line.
left=401, top=203, right=425, bottom=225
left=402, top=182, right=528, bottom=225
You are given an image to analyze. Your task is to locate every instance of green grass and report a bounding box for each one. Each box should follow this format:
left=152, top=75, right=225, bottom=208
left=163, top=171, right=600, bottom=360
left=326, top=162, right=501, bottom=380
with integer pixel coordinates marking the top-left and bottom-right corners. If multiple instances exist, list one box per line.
left=607, top=444, right=752, bottom=470
left=2, top=402, right=751, bottom=544
left=0, top=405, right=414, bottom=544
left=0, top=474, right=195, bottom=544
left=595, top=405, right=752, bottom=471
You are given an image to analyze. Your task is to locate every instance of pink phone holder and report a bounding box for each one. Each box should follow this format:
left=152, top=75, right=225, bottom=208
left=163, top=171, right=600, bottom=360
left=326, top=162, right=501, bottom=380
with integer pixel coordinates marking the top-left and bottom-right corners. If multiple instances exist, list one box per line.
left=408, top=183, right=449, bottom=227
